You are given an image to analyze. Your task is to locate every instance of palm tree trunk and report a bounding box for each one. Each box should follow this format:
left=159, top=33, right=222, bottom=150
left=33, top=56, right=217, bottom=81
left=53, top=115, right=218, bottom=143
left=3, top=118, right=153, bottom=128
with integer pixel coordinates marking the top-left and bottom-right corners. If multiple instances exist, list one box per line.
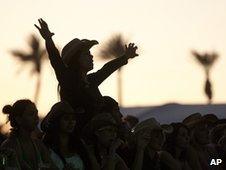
left=204, top=69, right=212, bottom=104
left=117, top=68, right=122, bottom=106
left=34, top=74, right=41, bottom=104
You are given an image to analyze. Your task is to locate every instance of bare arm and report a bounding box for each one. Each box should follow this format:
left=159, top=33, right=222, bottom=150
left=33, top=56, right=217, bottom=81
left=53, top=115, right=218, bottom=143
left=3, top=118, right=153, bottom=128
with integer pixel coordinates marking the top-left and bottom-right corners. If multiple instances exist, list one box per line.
left=131, top=147, right=145, bottom=170
left=102, top=139, right=126, bottom=170
left=80, top=139, right=101, bottom=170
left=93, top=43, right=138, bottom=86
left=35, top=18, right=66, bottom=76
left=131, top=131, right=149, bottom=170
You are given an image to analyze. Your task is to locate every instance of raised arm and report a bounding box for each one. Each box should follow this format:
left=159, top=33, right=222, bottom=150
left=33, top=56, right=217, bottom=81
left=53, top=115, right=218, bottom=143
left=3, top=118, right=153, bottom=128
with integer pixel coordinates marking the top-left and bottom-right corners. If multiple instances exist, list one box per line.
left=93, top=43, right=138, bottom=86
left=35, top=18, right=66, bottom=75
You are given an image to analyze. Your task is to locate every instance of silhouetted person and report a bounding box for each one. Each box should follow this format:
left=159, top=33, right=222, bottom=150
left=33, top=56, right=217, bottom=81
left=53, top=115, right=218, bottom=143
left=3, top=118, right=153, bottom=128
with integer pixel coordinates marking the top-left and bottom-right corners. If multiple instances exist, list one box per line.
left=124, top=118, right=179, bottom=170
left=35, top=18, right=138, bottom=129
left=82, top=112, right=129, bottom=170
left=41, top=101, right=99, bottom=170
left=164, top=123, right=201, bottom=170
left=1, top=99, right=57, bottom=169
left=184, top=114, right=222, bottom=170
left=99, top=96, right=136, bottom=143
left=102, top=96, right=123, bottom=125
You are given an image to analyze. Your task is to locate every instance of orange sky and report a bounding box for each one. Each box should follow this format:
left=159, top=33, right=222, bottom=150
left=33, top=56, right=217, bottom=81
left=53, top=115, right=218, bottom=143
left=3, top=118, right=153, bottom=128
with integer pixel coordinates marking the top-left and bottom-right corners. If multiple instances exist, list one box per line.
left=1, top=0, right=226, bottom=124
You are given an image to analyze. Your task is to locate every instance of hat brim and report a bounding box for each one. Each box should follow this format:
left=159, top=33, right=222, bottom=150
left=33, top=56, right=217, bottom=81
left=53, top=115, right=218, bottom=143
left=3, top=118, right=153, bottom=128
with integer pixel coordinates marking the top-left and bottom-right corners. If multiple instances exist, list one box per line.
left=132, top=124, right=173, bottom=136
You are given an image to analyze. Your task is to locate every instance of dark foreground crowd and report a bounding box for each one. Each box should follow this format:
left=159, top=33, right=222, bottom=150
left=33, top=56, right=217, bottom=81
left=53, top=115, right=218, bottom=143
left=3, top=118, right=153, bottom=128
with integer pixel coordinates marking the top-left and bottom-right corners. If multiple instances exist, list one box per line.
left=0, top=19, right=226, bottom=170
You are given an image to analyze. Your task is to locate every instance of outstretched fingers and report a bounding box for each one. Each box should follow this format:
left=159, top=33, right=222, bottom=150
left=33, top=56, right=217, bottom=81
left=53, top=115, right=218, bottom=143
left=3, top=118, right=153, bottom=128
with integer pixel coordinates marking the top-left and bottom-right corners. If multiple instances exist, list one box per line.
left=34, top=18, right=54, bottom=39
left=34, top=24, right=41, bottom=31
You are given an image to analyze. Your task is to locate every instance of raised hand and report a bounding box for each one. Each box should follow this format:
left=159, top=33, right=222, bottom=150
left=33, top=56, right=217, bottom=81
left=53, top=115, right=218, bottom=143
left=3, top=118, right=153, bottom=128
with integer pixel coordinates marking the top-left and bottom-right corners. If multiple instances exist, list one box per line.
left=136, top=131, right=150, bottom=150
left=124, top=43, right=138, bottom=59
left=34, top=18, right=54, bottom=40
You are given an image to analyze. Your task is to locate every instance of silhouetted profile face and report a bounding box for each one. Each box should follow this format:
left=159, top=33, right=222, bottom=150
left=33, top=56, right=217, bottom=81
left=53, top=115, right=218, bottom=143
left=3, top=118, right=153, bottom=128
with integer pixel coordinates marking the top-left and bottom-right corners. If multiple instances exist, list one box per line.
left=147, top=129, right=165, bottom=151
left=17, top=103, right=39, bottom=132
left=194, top=123, right=209, bottom=145
left=95, top=125, right=117, bottom=148
left=71, top=50, right=93, bottom=72
left=175, top=127, right=190, bottom=149
left=59, top=113, right=76, bottom=134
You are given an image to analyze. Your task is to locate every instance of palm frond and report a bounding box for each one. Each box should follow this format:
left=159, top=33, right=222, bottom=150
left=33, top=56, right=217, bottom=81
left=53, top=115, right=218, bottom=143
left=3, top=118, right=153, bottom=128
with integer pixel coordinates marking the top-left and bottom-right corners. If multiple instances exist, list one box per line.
left=10, top=34, right=49, bottom=75
left=99, top=34, right=128, bottom=59
left=29, top=34, right=40, bottom=52
left=11, top=50, right=33, bottom=62
left=10, top=33, right=51, bottom=104
left=191, top=50, right=218, bottom=68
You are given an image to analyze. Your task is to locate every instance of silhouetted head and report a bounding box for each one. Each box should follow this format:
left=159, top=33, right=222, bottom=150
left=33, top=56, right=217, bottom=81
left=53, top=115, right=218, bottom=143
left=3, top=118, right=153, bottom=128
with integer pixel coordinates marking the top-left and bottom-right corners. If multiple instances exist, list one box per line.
left=172, top=123, right=190, bottom=149
left=2, top=99, right=38, bottom=132
left=132, top=118, right=172, bottom=151
left=95, top=124, right=118, bottom=148
left=102, top=96, right=123, bottom=124
left=42, top=102, right=88, bottom=165
left=41, top=101, right=77, bottom=134
left=203, top=114, right=218, bottom=130
left=83, top=112, right=118, bottom=148
left=165, top=123, right=190, bottom=157
left=183, top=113, right=210, bottom=145
left=210, top=124, right=226, bottom=144
left=61, top=38, right=98, bottom=72
left=42, top=102, right=82, bottom=150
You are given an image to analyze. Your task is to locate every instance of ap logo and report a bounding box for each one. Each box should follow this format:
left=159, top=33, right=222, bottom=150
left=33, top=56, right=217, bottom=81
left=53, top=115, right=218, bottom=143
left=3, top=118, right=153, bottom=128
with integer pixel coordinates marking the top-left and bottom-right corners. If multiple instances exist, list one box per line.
left=210, top=159, right=222, bottom=166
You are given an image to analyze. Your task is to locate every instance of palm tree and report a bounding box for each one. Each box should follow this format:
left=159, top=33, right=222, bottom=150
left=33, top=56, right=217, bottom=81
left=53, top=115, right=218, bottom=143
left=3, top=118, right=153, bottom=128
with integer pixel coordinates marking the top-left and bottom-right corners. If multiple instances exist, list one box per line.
left=11, top=34, right=47, bottom=104
left=99, top=34, right=128, bottom=105
left=191, top=50, right=218, bottom=104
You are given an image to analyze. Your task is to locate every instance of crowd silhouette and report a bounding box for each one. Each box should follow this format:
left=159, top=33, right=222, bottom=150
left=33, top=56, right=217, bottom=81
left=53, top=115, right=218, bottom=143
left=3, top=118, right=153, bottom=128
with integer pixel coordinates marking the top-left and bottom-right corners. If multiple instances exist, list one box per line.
left=0, top=18, right=226, bottom=170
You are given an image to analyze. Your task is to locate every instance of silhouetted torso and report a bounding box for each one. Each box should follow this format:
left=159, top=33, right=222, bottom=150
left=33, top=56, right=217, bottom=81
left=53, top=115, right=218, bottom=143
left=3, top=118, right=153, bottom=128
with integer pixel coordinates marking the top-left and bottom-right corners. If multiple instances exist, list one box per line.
left=45, top=38, right=128, bottom=129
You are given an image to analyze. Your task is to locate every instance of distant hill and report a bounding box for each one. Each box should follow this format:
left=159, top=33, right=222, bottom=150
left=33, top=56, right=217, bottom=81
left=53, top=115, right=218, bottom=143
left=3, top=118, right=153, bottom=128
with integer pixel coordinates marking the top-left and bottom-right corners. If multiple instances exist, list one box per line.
left=120, top=103, right=226, bottom=124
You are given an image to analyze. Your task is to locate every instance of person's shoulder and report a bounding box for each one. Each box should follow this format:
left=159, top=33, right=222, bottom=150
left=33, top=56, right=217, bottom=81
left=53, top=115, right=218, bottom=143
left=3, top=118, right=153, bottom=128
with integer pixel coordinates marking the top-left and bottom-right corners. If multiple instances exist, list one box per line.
left=1, top=136, right=17, bottom=148
left=0, top=137, right=19, bottom=158
left=87, top=72, right=96, bottom=79
left=86, top=73, right=99, bottom=85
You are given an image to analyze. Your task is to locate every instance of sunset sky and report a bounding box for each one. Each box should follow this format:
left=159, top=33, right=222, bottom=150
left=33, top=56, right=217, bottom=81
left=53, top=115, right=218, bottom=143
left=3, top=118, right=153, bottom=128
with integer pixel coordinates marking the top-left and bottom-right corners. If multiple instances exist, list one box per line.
left=1, top=0, right=226, bottom=124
